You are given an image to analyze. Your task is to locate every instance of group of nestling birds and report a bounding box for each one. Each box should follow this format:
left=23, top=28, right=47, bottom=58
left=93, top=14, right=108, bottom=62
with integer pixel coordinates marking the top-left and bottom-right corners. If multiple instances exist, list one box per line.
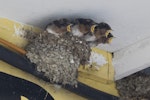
left=45, top=18, right=114, bottom=47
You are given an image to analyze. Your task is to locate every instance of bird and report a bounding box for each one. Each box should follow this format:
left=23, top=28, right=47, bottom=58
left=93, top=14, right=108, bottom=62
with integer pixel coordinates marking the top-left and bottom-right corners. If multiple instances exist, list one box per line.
left=45, top=18, right=71, bottom=37
left=87, top=33, right=114, bottom=47
left=94, top=22, right=112, bottom=38
left=97, top=32, right=114, bottom=44
left=70, top=18, right=97, bottom=37
left=45, top=18, right=113, bottom=45
left=84, top=22, right=112, bottom=42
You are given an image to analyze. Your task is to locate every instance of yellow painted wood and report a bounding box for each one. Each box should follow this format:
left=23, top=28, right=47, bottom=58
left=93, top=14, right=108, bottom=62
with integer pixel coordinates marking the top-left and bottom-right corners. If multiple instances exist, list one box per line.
left=79, top=48, right=112, bottom=83
left=0, top=17, right=119, bottom=97
left=78, top=48, right=119, bottom=96
left=0, top=37, right=26, bottom=54
left=0, top=17, right=42, bottom=48
left=0, top=61, right=86, bottom=100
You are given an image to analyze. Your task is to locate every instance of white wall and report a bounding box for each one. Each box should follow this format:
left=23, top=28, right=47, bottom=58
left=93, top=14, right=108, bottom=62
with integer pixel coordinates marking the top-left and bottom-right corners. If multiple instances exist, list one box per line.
left=113, top=37, right=150, bottom=80
left=1, top=0, right=150, bottom=52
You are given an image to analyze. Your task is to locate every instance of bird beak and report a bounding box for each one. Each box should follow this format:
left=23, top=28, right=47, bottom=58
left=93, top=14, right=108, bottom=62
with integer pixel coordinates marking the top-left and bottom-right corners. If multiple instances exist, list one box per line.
left=90, top=24, right=97, bottom=33
left=108, top=37, right=113, bottom=44
left=67, top=24, right=73, bottom=32
left=105, top=30, right=112, bottom=37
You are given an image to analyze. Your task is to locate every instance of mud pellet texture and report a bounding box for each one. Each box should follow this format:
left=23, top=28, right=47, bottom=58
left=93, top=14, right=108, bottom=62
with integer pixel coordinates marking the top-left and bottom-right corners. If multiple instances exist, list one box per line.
left=24, top=31, right=91, bottom=86
left=116, top=72, right=150, bottom=100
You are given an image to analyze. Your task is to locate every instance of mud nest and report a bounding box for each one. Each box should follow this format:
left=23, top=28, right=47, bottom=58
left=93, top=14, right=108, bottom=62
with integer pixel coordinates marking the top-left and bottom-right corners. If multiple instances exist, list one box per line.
left=24, top=30, right=91, bottom=86
left=116, top=71, right=150, bottom=100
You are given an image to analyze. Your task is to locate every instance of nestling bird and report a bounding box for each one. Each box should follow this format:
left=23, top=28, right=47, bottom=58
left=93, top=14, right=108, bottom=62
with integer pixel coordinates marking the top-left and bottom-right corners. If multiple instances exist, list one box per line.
left=84, top=22, right=112, bottom=42
left=94, top=22, right=112, bottom=38
left=71, top=18, right=97, bottom=37
left=87, top=33, right=114, bottom=47
left=46, top=18, right=71, bottom=37
left=97, top=32, right=114, bottom=44
left=45, top=18, right=113, bottom=46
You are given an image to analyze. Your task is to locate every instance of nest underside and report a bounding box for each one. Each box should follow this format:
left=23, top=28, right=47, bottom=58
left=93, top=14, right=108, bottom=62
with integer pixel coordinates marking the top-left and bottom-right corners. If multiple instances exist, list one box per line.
left=25, top=31, right=91, bottom=86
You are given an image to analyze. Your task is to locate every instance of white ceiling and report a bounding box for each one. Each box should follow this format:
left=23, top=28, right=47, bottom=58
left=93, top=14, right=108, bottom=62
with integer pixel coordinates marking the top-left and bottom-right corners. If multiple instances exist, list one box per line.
left=1, top=0, right=150, bottom=52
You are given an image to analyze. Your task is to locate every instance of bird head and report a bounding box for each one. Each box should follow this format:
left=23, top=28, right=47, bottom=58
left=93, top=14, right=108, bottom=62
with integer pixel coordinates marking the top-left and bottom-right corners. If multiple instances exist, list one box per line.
left=106, top=33, right=114, bottom=44
left=93, top=22, right=112, bottom=39
left=75, top=18, right=97, bottom=34
left=96, top=33, right=114, bottom=44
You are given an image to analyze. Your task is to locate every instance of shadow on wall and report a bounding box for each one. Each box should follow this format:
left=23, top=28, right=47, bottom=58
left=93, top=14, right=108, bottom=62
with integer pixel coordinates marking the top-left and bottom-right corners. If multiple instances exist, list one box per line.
left=29, top=9, right=110, bottom=29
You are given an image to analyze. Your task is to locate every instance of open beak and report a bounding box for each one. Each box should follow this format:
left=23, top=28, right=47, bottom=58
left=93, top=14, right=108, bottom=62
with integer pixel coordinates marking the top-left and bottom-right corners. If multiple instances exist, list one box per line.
left=67, top=24, right=73, bottom=32
left=107, top=37, right=114, bottom=44
left=105, top=30, right=112, bottom=37
left=91, top=24, right=97, bottom=33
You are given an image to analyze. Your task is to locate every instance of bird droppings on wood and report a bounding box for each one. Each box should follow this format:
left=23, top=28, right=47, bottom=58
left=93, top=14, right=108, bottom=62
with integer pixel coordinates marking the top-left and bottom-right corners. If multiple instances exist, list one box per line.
left=24, top=30, right=91, bottom=86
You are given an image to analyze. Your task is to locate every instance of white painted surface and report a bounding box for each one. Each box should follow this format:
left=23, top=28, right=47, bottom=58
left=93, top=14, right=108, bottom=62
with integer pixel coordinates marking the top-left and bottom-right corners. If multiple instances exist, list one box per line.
left=1, top=0, right=150, bottom=52
left=113, top=37, right=150, bottom=80
left=1, top=0, right=150, bottom=79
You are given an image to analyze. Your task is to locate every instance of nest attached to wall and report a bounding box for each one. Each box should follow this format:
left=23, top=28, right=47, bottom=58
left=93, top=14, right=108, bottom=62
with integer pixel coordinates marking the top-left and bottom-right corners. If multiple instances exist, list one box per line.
left=116, top=72, right=150, bottom=100
left=24, top=30, right=91, bottom=86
